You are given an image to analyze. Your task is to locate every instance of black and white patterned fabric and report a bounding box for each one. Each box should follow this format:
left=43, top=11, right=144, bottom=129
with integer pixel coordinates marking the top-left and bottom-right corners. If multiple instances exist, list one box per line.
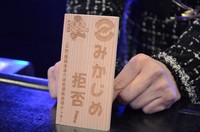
left=66, top=0, right=200, bottom=104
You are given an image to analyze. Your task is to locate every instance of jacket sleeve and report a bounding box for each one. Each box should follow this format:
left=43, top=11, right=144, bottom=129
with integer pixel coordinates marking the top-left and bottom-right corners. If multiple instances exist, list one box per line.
left=66, top=0, right=124, bottom=17
left=152, top=20, right=200, bottom=104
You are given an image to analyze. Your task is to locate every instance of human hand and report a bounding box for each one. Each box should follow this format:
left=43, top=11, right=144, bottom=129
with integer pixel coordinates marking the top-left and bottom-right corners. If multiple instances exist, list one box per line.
left=47, top=54, right=181, bottom=114
left=47, top=61, right=60, bottom=98
left=113, top=53, right=181, bottom=114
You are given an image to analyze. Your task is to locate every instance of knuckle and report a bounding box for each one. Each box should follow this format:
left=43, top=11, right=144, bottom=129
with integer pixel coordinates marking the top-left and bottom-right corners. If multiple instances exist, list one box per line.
left=133, top=53, right=148, bottom=62
left=161, top=92, right=176, bottom=108
left=114, top=78, right=123, bottom=90
left=127, top=54, right=154, bottom=74
left=129, top=53, right=148, bottom=65
left=153, top=67, right=164, bottom=78
left=154, top=82, right=168, bottom=93
left=166, top=91, right=176, bottom=102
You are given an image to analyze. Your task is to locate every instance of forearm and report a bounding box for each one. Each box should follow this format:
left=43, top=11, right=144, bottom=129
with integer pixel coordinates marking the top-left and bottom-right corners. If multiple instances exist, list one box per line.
left=153, top=20, right=200, bottom=104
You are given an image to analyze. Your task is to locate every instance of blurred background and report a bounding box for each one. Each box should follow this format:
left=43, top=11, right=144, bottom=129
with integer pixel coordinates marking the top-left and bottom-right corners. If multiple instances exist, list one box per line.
left=0, top=0, right=66, bottom=78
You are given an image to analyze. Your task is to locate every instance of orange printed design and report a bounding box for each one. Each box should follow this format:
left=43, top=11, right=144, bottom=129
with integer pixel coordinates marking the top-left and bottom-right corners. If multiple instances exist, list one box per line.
left=93, top=45, right=107, bottom=59
left=71, top=91, right=85, bottom=107
left=91, top=83, right=104, bottom=97
left=72, top=73, right=87, bottom=88
left=66, top=16, right=89, bottom=41
left=89, top=102, right=102, bottom=116
left=95, top=19, right=115, bottom=42
left=92, top=64, right=106, bottom=78
left=73, top=111, right=79, bottom=123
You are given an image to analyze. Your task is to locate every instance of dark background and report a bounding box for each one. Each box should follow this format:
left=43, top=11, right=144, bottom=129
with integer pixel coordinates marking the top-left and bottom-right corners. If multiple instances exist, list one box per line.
left=0, top=0, right=66, bottom=78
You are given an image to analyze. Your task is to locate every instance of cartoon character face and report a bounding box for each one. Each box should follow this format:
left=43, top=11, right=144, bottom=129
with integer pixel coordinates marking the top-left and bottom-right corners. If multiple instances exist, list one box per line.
left=66, top=15, right=89, bottom=41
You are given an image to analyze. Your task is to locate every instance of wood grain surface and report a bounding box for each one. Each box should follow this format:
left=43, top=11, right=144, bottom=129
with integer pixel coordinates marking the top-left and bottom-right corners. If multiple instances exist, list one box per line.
left=56, top=14, right=119, bottom=131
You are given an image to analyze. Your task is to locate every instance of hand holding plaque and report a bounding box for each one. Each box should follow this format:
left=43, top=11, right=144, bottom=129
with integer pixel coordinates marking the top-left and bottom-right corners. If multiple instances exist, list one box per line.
left=55, top=14, right=119, bottom=131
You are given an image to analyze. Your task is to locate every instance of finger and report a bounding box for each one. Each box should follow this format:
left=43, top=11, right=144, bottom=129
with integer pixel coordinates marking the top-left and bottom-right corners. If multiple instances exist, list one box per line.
left=48, top=61, right=60, bottom=99
left=47, top=66, right=55, bottom=88
left=129, top=83, right=160, bottom=109
left=113, top=57, right=142, bottom=100
left=117, top=70, right=153, bottom=105
left=48, top=66, right=57, bottom=98
left=129, top=76, right=171, bottom=109
left=142, top=98, right=170, bottom=114
left=131, top=76, right=178, bottom=112
left=54, top=61, right=61, bottom=83
left=130, top=71, right=178, bottom=111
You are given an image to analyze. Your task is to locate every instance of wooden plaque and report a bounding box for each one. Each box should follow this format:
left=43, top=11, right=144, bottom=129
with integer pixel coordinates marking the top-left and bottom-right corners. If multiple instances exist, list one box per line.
left=56, top=14, right=119, bottom=131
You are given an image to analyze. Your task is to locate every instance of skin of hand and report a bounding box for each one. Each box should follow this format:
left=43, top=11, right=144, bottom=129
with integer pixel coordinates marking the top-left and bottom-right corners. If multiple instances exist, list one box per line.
left=47, top=53, right=181, bottom=114
left=113, top=53, right=181, bottom=114
left=48, top=61, right=60, bottom=99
